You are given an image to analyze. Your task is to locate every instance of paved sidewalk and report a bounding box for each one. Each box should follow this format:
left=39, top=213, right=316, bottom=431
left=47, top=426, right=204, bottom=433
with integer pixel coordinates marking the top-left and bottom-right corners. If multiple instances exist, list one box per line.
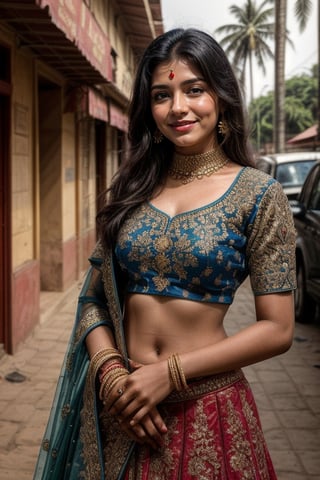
left=0, top=278, right=320, bottom=479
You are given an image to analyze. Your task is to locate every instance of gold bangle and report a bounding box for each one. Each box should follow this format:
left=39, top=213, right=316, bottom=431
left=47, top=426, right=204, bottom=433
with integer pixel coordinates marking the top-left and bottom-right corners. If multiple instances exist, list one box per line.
left=100, top=370, right=128, bottom=401
left=173, top=353, right=188, bottom=390
left=91, top=347, right=120, bottom=365
left=168, top=355, right=180, bottom=390
left=90, top=348, right=121, bottom=365
left=99, top=359, right=124, bottom=382
left=90, top=348, right=122, bottom=377
left=168, top=353, right=188, bottom=391
left=99, top=366, right=128, bottom=399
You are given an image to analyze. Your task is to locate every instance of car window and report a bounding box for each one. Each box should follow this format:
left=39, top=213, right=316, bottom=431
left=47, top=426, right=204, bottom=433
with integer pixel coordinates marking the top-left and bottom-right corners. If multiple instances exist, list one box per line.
left=276, top=160, right=316, bottom=187
left=309, top=173, right=320, bottom=210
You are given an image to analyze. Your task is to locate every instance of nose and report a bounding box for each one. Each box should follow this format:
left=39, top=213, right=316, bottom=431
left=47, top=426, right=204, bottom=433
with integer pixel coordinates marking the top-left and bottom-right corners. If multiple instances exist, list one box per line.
left=171, top=92, right=188, bottom=115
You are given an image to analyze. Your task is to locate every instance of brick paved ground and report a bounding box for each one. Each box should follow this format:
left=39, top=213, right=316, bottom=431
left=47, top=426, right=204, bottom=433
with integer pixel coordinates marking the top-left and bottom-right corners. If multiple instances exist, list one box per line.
left=0, top=278, right=319, bottom=479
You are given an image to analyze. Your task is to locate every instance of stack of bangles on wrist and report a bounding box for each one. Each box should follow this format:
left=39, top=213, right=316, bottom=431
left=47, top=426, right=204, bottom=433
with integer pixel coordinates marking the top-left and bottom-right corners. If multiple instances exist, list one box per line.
left=90, top=348, right=129, bottom=404
left=167, top=353, right=188, bottom=391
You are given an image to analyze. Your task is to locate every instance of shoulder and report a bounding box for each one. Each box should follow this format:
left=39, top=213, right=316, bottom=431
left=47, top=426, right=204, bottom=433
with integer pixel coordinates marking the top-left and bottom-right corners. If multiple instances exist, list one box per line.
left=231, top=166, right=280, bottom=204
left=231, top=167, right=292, bottom=230
left=240, top=166, right=275, bottom=186
left=239, top=166, right=285, bottom=201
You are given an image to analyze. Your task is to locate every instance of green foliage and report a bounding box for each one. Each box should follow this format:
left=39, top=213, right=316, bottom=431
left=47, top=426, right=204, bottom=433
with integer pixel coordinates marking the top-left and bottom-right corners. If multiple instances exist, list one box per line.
left=249, top=66, right=318, bottom=150
left=294, top=0, right=313, bottom=32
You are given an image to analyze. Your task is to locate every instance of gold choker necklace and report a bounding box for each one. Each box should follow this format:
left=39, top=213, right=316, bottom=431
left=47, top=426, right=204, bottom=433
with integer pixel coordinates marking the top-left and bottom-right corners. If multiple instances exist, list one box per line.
left=169, top=147, right=228, bottom=184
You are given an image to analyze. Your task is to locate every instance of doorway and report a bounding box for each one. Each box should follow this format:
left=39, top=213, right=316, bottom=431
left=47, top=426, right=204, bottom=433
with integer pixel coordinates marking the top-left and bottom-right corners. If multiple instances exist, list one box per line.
left=38, top=76, right=62, bottom=290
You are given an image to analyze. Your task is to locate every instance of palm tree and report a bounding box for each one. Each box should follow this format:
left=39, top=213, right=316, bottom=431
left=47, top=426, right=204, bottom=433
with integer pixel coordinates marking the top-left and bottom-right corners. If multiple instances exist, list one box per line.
left=215, top=0, right=275, bottom=102
left=274, top=0, right=313, bottom=152
left=274, top=0, right=287, bottom=152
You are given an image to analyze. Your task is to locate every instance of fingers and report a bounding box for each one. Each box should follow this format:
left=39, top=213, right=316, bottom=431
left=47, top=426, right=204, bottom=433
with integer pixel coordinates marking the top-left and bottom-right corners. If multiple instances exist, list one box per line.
left=144, top=408, right=168, bottom=434
left=118, top=413, right=164, bottom=450
left=129, top=404, right=167, bottom=433
left=107, top=384, right=167, bottom=435
left=108, top=384, right=145, bottom=419
left=117, top=421, right=147, bottom=446
left=102, top=378, right=128, bottom=410
left=105, top=392, right=167, bottom=449
left=128, top=358, right=143, bottom=370
left=101, top=366, right=169, bottom=449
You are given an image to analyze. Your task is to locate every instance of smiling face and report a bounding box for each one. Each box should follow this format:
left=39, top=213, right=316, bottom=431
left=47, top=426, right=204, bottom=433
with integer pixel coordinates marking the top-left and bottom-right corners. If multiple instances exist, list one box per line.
left=150, top=58, right=220, bottom=155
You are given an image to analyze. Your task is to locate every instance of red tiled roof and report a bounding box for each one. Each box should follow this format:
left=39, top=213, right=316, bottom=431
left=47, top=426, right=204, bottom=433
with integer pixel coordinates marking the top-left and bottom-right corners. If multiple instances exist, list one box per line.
left=287, top=124, right=318, bottom=144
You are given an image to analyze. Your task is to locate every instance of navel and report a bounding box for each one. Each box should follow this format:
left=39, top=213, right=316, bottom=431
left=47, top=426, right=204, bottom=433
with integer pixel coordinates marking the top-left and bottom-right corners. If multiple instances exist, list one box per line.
left=154, top=343, right=162, bottom=356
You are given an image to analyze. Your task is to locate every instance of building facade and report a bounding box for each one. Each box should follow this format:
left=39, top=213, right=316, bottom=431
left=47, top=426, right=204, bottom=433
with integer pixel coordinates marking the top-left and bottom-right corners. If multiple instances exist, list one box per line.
left=0, top=0, right=163, bottom=354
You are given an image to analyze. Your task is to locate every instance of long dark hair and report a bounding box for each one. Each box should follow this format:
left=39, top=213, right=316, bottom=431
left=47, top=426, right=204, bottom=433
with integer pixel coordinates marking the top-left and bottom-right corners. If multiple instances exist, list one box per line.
left=97, top=28, right=254, bottom=249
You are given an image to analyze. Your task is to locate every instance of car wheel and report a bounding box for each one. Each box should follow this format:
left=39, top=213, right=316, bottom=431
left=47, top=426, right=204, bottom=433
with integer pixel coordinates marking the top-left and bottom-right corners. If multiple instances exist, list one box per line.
left=295, top=259, right=317, bottom=323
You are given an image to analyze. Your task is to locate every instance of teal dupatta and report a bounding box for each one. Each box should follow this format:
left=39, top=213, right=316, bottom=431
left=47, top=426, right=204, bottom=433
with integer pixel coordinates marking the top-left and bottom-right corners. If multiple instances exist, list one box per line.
left=33, top=243, right=135, bottom=479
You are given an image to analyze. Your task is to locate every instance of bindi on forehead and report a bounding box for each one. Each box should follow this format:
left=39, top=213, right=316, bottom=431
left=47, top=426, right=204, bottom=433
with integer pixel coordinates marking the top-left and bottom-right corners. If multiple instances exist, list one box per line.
left=152, top=59, right=199, bottom=83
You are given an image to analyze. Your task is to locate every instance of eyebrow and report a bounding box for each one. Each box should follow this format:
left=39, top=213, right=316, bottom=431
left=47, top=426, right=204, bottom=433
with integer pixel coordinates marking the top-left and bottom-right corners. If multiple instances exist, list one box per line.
left=150, top=76, right=205, bottom=91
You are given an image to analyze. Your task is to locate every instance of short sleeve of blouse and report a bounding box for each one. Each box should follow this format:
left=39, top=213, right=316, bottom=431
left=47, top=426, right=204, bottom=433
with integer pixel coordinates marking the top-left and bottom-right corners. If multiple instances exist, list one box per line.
left=247, top=180, right=297, bottom=295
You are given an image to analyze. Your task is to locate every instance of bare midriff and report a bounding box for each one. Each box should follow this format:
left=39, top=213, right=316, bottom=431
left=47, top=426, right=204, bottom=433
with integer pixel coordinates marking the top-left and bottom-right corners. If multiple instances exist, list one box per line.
left=124, top=293, right=229, bottom=364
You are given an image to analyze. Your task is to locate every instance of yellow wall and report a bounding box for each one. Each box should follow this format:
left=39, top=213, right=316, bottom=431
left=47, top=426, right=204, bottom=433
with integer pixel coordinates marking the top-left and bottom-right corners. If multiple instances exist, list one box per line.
left=78, top=117, right=96, bottom=233
left=62, top=112, right=76, bottom=241
left=11, top=47, right=34, bottom=269
left=7, top=0, right=132, bottom=273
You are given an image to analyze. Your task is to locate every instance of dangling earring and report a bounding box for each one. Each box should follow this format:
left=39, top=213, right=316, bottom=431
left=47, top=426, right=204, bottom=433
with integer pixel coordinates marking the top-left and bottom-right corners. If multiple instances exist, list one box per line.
left=218, top=118, right=229, bottom=137
left=153, top=129, right=164, bottom=144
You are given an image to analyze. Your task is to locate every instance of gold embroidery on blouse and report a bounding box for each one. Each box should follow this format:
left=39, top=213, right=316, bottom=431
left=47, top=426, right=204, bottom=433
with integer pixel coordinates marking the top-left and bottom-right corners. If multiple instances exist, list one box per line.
left=116, top=168, right=296, bottom=304
left=155, top=235, right=172, bottom=251
left=247, top=180, right=296, bottom=293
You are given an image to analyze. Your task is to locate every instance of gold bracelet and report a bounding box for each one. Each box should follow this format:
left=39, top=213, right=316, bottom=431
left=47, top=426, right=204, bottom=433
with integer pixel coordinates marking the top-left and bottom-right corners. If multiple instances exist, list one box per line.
left=100, top=369, right=128, bottom=402
left=90, top=347, right=121, bottom=366
left=168, top=353, right=188, bottom=391
left=173, top=353, right=188, bottom=390
left=99, top=359, right=124, bottom=382
left=90, top=348, right=122, bottom=377
left=103, top=372, right=128, bottom=400
left=168, top=355, right=180, bottom=390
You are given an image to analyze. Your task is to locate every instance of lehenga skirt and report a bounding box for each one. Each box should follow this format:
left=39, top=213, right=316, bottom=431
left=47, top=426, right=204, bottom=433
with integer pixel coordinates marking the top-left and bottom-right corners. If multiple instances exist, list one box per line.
left=99, top=370, right=277, bottom=480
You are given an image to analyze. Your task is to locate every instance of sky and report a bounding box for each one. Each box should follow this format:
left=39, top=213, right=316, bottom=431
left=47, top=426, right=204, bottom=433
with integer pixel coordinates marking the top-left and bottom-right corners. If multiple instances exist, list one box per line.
left=160, top=0, right=318, bottom=99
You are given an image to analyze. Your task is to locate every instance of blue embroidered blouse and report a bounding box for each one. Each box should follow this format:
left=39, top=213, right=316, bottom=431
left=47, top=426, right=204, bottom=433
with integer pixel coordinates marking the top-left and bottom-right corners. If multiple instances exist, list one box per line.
left=115, top=167, right=296, bottom=304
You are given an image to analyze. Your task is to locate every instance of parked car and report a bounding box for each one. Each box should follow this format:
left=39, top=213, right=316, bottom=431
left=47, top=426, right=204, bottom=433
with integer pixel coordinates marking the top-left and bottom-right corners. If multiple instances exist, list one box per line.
left=290, top=161, right=320, bottom=323
left=256, top=151, right=320, bottom=199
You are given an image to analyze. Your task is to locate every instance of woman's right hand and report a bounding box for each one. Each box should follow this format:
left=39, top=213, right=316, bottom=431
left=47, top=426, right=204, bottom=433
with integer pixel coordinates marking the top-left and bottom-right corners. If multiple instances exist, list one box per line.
left=105, top=377, right=167, bottom=450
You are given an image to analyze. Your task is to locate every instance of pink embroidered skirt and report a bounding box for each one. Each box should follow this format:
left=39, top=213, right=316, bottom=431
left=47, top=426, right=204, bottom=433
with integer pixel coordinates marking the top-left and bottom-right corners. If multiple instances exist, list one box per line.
left=101, top=370, right=277, bottom=480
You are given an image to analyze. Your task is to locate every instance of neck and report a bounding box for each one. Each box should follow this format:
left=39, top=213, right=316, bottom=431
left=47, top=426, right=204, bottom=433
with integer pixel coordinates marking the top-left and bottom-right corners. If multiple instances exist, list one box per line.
left=169, top=145, right=228, bottom=184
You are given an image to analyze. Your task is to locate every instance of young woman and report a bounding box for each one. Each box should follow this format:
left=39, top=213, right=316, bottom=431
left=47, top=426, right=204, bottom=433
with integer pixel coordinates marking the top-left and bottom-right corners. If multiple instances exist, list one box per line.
left=34, top=28, right=296, bottom=480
